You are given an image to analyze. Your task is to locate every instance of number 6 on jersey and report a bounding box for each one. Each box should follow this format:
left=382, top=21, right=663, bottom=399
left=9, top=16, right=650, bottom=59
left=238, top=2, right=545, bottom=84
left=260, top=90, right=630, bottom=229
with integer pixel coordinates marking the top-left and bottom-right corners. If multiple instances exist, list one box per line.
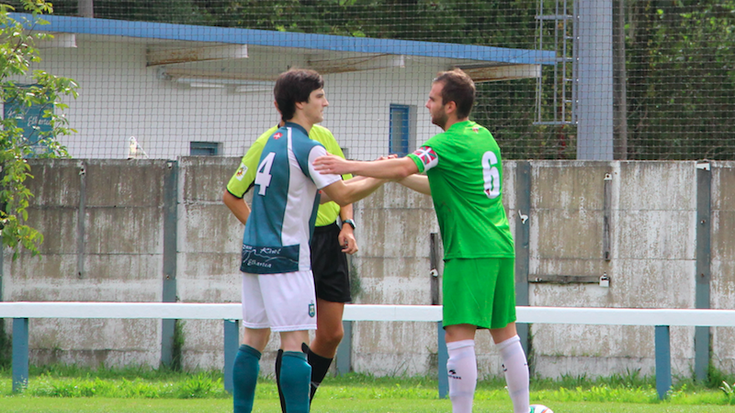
left=482, top=151, right=500, bottom=199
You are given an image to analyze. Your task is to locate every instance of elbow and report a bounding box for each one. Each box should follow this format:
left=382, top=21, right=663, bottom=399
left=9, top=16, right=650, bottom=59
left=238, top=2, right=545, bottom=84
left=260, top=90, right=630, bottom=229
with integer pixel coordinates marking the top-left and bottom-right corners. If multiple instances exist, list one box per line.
left=329, top=193, right=353, bottom=207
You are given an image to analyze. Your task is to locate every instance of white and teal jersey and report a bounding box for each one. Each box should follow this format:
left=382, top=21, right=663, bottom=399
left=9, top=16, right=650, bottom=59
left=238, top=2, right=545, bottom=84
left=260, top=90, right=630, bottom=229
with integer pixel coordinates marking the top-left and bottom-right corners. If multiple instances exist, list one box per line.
left=241, top=122, right=341, bottom=274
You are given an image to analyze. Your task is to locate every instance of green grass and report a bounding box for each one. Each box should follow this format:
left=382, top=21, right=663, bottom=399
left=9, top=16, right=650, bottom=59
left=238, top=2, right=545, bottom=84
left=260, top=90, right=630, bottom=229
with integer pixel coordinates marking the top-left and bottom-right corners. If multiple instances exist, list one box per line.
left=1, top=365, right=734, bottom=412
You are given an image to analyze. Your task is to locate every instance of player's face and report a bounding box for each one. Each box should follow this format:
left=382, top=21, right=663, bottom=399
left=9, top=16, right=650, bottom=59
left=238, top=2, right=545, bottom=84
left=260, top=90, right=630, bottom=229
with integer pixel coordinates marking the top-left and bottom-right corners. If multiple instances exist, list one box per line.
left=303, top=88, right=329, bottom=124
left=426, top=82, right=448, bottom=130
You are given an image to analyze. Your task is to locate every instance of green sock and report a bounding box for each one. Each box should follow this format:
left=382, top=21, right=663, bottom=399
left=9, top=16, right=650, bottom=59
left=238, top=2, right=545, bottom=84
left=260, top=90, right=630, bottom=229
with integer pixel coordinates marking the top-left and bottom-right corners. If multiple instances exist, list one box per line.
left=233, top=345, right=261, bottom=413
left=278, top=351, right=311, bottom=413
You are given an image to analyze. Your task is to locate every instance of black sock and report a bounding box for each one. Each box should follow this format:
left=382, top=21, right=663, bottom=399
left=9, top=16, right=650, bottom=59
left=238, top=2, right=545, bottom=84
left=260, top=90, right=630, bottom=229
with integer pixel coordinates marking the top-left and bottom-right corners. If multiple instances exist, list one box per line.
left=302, top=342, right=334, bottom=401
left=275, top=349, right=287, bottom=413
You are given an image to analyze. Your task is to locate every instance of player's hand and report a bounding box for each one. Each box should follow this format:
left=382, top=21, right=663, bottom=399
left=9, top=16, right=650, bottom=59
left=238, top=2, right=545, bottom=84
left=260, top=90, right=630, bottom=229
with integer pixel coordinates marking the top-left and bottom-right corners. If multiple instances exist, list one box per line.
left=339, top=228, right=358, bottom=255
left=314, top=154, right=352, bottom=175
left=375, top=154, right=399, bottom=161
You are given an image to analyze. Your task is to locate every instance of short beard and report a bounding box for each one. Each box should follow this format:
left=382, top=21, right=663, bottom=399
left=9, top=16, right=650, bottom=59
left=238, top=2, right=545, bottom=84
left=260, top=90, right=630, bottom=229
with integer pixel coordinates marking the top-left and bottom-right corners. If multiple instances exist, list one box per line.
left=432, top=112, right=448, bottom=130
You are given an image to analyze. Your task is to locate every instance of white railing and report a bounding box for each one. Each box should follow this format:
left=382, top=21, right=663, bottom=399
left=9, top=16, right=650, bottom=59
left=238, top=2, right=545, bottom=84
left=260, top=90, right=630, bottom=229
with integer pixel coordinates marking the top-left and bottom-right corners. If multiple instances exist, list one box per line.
left=3, top=302, right=735, bottom=399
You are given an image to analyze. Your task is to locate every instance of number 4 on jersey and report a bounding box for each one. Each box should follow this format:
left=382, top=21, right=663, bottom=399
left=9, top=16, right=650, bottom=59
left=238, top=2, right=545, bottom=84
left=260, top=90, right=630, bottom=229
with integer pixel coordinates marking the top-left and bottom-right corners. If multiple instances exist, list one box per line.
left=254, top=152, right=276, bottom=196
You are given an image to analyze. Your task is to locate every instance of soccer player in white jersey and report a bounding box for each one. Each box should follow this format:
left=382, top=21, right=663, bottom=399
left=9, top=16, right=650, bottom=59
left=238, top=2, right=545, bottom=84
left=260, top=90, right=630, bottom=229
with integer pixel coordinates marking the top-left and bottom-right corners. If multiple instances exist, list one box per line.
left=224, top=69, right=385, bottom=413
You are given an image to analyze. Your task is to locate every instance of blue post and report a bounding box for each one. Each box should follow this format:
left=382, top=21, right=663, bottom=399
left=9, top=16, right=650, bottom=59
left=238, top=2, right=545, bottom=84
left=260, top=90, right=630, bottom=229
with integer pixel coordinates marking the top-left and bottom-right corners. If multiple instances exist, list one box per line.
left=336, top=320, right=352, bottom=375
left=437, top=322, right=448, bottom=399
left=223, top=319, right=239, bottom=394
left=655, top=325, right=672, bottom=400
left=12, top=318, right=29, bottom=393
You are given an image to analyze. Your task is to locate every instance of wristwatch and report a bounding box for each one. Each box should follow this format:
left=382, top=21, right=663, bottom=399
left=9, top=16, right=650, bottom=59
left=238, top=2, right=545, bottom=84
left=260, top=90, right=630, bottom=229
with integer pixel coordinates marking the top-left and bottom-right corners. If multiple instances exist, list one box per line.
left=343, top=219, right=356, bottom=230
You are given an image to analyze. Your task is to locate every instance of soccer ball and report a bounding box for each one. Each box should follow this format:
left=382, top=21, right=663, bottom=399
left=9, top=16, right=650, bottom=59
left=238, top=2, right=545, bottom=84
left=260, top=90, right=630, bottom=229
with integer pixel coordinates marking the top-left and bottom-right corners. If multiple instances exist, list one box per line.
left=529, top=405, right=553, bottom=413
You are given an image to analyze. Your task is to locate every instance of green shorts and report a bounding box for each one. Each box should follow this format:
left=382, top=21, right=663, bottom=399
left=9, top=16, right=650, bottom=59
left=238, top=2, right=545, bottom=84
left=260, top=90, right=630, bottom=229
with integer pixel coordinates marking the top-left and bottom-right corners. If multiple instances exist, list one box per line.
left=442, top=257, right=516, bottom=329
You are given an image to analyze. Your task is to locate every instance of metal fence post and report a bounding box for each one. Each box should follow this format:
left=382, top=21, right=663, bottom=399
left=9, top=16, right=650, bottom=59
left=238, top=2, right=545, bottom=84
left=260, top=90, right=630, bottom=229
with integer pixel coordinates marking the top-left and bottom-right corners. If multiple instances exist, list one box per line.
left=655, top=325, right=672, bottom=400
left=437, top=322, right=448, bottom=399
left=12, top=317, right=29, bottom=393
left=223, top=319, right=239, bottom=393
left=695, top=161, right=712, bottom=383
left=161, top=161, right=179, bottom=367
left=335, top=320, right=352, bottom=375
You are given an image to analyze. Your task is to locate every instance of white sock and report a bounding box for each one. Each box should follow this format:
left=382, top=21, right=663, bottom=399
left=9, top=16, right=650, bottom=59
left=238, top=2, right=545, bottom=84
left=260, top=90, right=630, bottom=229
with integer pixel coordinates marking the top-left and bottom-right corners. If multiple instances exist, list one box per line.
left=497, top=335, right=530, bottom=413
left=446, top=339, right=477, bottom=413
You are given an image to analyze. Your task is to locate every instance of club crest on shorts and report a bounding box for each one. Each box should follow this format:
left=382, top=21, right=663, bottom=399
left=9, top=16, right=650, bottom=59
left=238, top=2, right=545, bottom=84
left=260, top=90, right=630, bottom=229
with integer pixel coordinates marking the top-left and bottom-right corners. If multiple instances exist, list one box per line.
left=308, top=301, right=316, bottom=318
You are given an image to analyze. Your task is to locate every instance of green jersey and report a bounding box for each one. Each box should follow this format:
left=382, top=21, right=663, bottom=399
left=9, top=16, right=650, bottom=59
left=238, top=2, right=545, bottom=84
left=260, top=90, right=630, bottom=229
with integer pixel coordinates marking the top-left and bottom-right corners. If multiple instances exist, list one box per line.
left=407, top=120, right=514, bottom=259
left=226, top=124, right=352, bottom=227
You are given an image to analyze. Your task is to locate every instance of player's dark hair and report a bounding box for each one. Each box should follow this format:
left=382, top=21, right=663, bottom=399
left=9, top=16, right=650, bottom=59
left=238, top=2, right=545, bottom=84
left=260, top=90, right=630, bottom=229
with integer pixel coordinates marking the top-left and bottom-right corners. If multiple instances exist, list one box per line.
left=433, top=69, right=475, bottom=119
left=274, top=69, right=325, bottom=122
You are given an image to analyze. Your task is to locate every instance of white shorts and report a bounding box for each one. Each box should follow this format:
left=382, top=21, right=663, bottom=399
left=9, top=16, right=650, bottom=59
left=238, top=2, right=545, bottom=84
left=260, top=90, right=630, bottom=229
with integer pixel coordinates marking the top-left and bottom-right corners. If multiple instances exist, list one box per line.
left=241, top=270, right=317, bottom=332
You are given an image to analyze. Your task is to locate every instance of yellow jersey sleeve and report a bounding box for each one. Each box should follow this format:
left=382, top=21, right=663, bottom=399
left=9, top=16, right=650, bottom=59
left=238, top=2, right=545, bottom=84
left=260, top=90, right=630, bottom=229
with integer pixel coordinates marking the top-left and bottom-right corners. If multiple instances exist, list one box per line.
left=226, top=125, right=278, bottom=198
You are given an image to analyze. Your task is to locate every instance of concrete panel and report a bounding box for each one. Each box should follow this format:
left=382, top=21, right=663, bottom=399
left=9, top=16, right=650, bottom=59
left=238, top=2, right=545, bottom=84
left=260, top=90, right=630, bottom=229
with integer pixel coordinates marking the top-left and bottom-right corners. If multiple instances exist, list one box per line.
left=607, top=259, right=695, bottom=308
left=26, top=159, right=83, bottom=207
left=711, top=211, right=735, bottom=262
left=351, top=321, right=435, bottom=376
left=180, top=157, right=238, bottom=202
left=532, top=209, right=605, bottom=259
left=353, top=257, right=432, bottom=305
left=83, top=254, right=162, bottom=282
left=529, top=283, right=616, bottom=308
left=618, top=162, right=696, bottom=211
left=711, top=161, right=735, bottom=211
left=32, top=349, right=159, bottom=369
left=31, top=318, right=158, bottom=349
left=181, top=319, right=224, bottom=371
left=532, top=161, right=610, bottom=210
left=614, top=210, right=696, bottom=260
left=7, top=254, right=77, bottom=282
left=535, top=356, right=655, bottom=380
left=84, top=160, right=168, bottom=208
left=355, top=204, right=437, bottom=259
left=178, top=252, right=241, bottom=283
left=29, top=318, right=160, bottom=368
left=711, top=260, right=735, bottom=309
left=533, top=323, right=654, bottom=358
left=25, top=207, right=79, bottom=255
left=180, top=204, right=242, bottom=253
left=85, top=207, right=163, bottom=254
left=502, top=161, right=517, bottom=210
left=713, top=326, right=735, bottom=374
left=7, top=277, right=160, bottom=302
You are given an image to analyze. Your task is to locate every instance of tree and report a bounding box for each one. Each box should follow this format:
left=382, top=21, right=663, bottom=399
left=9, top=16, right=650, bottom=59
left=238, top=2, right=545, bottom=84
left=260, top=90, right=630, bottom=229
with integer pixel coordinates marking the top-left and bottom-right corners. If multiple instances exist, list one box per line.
left=1, top=0, right=79, bottom=259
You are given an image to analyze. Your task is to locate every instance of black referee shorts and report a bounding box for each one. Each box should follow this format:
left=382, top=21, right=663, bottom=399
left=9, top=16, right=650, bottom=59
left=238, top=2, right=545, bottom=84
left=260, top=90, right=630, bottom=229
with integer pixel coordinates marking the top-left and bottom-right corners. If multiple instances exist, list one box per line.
left=310, top=222, right=351, bottom=303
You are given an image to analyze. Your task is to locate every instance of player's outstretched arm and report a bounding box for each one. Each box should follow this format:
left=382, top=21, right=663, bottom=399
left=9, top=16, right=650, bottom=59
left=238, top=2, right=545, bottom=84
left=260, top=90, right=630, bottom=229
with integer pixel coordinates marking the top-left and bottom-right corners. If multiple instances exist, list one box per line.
left=222, top=190, right=251, bottom=225
left=314, top=154, right=418, bottom=180
left=321, top=177, right=385, bottom=207
left=398, top=174, right=431, bottom=195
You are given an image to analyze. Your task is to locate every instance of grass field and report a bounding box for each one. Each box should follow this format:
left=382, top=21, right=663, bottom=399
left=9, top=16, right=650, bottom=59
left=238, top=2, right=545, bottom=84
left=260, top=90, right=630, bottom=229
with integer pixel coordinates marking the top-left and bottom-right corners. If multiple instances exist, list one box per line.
left=1, top=365, right=734, bottom=412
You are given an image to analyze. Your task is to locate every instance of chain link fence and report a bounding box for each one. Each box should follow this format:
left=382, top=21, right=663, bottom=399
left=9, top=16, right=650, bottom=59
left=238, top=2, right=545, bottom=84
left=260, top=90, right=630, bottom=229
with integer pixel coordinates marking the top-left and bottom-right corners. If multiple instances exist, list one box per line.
left=8, top=0, right=735, bottom=160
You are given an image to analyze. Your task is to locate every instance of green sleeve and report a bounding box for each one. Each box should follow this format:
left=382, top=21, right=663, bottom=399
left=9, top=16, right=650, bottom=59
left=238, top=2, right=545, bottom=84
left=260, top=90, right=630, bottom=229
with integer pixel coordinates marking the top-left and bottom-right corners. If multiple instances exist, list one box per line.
left=226, top=126, right=278, bottom=198
left=406, top=153, right=427, bottom=173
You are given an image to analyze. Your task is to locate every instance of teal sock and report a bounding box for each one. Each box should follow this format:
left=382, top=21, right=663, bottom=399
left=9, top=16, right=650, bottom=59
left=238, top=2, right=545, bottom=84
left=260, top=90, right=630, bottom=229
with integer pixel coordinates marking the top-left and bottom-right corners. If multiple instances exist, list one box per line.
left=278, top=351, right=311, bottom=413
left=233, top=345, right=261, bottom=413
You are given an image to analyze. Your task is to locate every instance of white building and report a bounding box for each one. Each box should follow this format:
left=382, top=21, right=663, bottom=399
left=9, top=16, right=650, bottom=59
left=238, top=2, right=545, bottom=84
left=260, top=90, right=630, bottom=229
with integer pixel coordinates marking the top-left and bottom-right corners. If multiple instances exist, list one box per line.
left=15, top=13, right=553, bottom=160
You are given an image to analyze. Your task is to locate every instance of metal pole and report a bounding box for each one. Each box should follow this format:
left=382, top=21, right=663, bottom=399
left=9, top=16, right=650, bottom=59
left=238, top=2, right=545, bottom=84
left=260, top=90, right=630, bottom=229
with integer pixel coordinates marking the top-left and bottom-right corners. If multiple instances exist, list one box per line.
left=12, top=318, right=29, bottom=393
left=78, top=0, right=94, bottom=18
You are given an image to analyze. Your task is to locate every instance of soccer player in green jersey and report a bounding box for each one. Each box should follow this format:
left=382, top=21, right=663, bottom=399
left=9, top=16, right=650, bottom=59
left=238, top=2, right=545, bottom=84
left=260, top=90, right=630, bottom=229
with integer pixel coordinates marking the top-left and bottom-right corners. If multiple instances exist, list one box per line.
left=314, top=69, right=551, bottom=413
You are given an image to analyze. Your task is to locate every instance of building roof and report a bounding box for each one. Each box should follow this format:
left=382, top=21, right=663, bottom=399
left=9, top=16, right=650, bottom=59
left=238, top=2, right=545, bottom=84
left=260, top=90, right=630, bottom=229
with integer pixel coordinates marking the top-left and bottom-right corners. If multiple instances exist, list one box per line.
left=14, top=13, right=556, bottom=82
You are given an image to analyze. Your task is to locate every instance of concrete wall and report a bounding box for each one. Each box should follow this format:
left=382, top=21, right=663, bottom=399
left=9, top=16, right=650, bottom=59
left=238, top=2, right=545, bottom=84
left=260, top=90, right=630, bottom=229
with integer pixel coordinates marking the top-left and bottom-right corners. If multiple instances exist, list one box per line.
left=2, top=159, right=734, bottom=380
